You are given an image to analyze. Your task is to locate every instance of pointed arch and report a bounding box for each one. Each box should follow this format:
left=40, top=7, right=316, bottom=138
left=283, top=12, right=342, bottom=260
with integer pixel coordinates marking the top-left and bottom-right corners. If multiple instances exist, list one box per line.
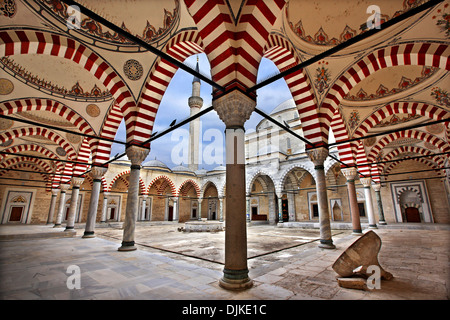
left=320, top=42, right=450, bottom=143
left=0, top=127, right=77, bottom=159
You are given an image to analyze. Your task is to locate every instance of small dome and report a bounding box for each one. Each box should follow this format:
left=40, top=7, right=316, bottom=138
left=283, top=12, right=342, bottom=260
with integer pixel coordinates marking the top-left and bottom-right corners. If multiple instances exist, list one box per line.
left=211, top=165, right=226, bottom=172
left=142, top=159, right=169, bottom=169
left=195, top=169, right=207, bottom=176
left=172, top=165, right=194, bottom=173
left=270, top=98, right=296, bottom=115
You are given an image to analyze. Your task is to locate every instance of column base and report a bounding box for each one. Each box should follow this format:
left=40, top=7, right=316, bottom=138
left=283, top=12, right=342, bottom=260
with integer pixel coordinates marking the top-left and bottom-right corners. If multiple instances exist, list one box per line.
left=82, top=231, right=95, bottom=238
left=368, top=224, right=378, bottom=229
left=64, top=226, right=74, bottom=231
left=219, top=268, right=253, bottom=291
left=53, top=224, right=62, bottom=228
left=118, top=241, right=137, bottom=251
left=352, top=229, right=363, bottom=236
left=379, top=221, right=387, bottom=225
left=318, top=239, right=336, bottom=249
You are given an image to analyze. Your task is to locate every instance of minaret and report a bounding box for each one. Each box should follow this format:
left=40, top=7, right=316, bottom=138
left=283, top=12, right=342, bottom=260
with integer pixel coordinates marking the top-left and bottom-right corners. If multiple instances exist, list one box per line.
left=188, top=56, right=203, bottom=171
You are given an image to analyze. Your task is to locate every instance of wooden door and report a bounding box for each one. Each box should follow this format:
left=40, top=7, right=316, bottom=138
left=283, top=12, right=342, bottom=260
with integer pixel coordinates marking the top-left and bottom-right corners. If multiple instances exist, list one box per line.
left=9, top=206, right=23, bottom=222
left=168, top=206, right=173, bottom=221
left=405, top=207, right=421, bottom=222
left=282, top=199, right=289, bottom=222
left=110, top=208, right=116, bottom=220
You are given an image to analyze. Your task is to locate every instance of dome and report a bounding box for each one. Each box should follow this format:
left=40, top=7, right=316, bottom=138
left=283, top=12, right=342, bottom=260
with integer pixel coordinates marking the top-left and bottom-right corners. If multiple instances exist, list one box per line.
left=270, top=98, right=296, bottom=116
left=195, top=169, right=207, bottom=176
left=172, top=165, right=194, bottom=173
left=142, top=159, right=169, bottom=169
left=210, top=165, right=226, bottom=172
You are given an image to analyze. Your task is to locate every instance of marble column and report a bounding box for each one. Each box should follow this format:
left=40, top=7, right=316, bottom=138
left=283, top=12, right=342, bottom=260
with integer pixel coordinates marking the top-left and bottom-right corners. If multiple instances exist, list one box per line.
left=361, top=177, right=377, bottom=229
left=372, top=183, right=387, bottom=225
left=141, top=195, right=148, bottom=221
left=341, top=167, right=363, bottom=235
left=83, top=166, right=107, bottom=238
left=54, top=183, right=70, bottom=227
left=219, top=197, right=224, bottom=222
left=197, top=198, right=202, bottom=220
left=118, top=145, right=149, bottom=251
left=172, top=197, right=179, bottom=222
left=65, top=177, right=85, bottom=231
left=277, top=194, right=283, bottom=224
left=46, top=189, right=59, bottom=225
left=214, top=90, right=255, bottom=290
left=101, top=192, right=109, bottom=223
left=307, top=147, right=335, bottom=249
left=246, top=196, right=251, bottom=222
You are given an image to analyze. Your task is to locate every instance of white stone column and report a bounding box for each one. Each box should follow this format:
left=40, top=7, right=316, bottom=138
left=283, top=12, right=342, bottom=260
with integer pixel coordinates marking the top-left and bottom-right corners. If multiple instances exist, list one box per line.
left=65, top=177, right=85, bottom=231
left=46, top=189, right=59, bottom=225
left=172, top=196, right=179, bottom=222
left=197, top=198, right=202, bottom=220
left=341, top=167, right=363, bottom=235
left=118, top=145, right=149, bottom=251
left=307, top=147, right=335, bottom=249
left=83, top=166, right=107, bottom=238
left=372, top=183, right=387, bottom=225
left=277, top=194, right=283, bottom=224
left=219, top=197, right=224, bottom=222
left=54, top=183, right=70, bottom=227
left=246, top=196, right=251, bottom=222
left=214, top=89, right=255, bottom=290
left=141, top=195, right=148, bottom=221
left=101, top=192, right=109, bottom=223
left=361, top=177, right=377, bottom=229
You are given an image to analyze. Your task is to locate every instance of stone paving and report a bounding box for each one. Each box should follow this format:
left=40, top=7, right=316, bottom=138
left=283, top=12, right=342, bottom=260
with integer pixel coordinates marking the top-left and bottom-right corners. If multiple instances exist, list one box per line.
left=0, top=223, right=448, bottom=300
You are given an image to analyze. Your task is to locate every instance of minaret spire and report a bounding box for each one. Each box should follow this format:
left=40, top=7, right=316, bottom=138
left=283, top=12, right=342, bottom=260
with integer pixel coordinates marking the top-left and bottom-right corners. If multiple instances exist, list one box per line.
left=188, top=55, right=203, bottom=171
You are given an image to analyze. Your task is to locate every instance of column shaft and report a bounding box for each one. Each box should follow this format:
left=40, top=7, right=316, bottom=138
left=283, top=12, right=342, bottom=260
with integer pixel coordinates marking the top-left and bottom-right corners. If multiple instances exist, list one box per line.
left=54, top=184, right=70, bottom=227
left=118, top=145, right=149, bottom=251
left=307, top=148, right=335, bottom=249
left=361, top=178, right=377, bottom=229
left=65, top=187, right=80, bottom=231
left=46, top=190, right=59, bottom=225
left=342, top=167, right=362, bottom=235
left=101, top=193, right=109, bottom=223
left=373, top=184, right=387, bottom=225
left=83, top=179, right=102, bottom=238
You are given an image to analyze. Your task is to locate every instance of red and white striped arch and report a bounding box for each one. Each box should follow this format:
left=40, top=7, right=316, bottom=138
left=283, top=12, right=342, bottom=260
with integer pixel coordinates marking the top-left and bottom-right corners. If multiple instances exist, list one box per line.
left=0, top=156, right=53, bottom=186
left=320, top=42, right=450, bottom=143
left=264, top=33, right=325, bottom=146
left=183, top=0, right=285, bottom=90
left=380, top=145, right=445, bottom=171
left=0, top=144, right=64, bottom=171
left=367, top=129, right=450, bottom=163
left=330, top=109, right=355, bottom=166
left=355, top=140, right=371, bottom=177
left=354, top=102, right=450, bottom=140
left=384, top=157, right=442, bottom=176
left=177, top=179, right=201, bottom=198
left=106, top=170, right=146, bottom=194
left=0, top=98, right=94, bottom=136
left=0, top=162, right=50, bottom=183
left=0, top=127, right=77, bottom=160
left=0, top=30, right=135, bottom=110
left=72, top=137, right=91, bottom=177
left=147, top=175, right=177, bottom=196
left=129, top=30, right=204, bottom=143
left=94, top=103, right=123, bottom=165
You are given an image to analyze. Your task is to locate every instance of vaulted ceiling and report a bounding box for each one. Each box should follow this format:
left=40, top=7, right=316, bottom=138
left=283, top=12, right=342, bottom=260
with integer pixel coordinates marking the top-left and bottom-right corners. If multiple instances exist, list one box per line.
left=0, top=0, right=449, bottom=189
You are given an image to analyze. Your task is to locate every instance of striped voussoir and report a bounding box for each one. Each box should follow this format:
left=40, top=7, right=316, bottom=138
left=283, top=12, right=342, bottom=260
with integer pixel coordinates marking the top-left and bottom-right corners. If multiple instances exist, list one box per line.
left=184, top=0, right=285, bottom=89
left=330, top=110, right=355, bottom=167
left=177, top=179, right=201, bottom=198
left=132, top=31, right=204, bottom=144
left=367, top=129, right=450, bottom=163
left=320, top=42, right=450, bottom=138
left=381, top=146, right=445, bottom=171
left=264, top=33, right=325, bottom=147
left=147, top=175, right=177, bottom=196
left=0, top=29, right=136, bottom=162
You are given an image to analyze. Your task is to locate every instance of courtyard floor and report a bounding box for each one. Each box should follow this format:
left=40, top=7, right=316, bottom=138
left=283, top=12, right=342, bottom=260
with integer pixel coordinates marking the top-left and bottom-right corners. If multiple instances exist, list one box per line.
left=0, top=222, right=449, bottom=302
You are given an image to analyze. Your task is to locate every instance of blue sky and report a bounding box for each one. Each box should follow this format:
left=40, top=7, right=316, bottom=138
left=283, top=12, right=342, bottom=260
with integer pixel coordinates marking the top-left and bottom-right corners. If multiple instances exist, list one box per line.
left=110, top=54, right=293, bottom=170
